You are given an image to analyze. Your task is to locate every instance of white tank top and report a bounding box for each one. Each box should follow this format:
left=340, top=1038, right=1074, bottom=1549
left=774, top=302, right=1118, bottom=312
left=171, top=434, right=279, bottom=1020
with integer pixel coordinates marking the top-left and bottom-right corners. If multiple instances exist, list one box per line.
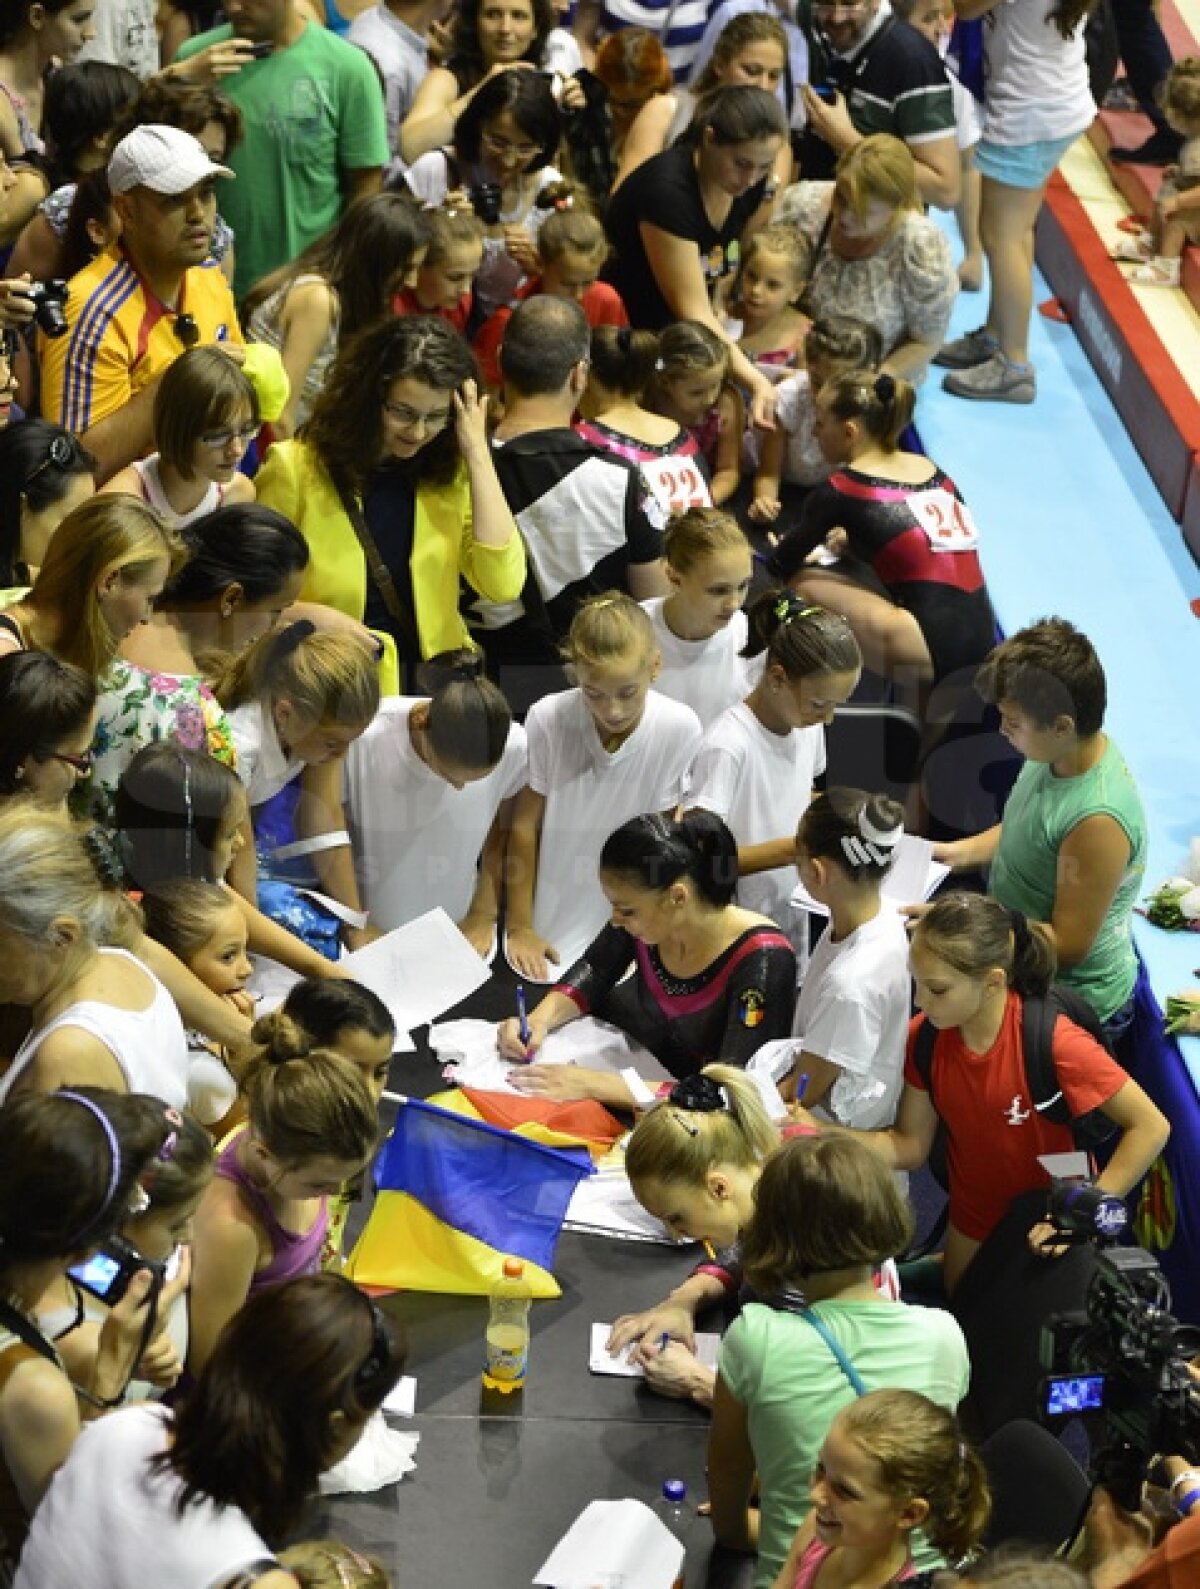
left=0, top=948, right=188, bottom=1108
left=132, top=455, right=224, bottom=530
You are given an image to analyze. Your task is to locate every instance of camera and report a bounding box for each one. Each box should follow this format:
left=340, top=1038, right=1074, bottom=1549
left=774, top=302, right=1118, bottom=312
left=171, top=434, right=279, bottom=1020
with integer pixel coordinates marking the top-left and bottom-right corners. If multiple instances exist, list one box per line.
left=19, top=279, right=69, bottom=339
left=68, top=1236, right=163, bottom=1308
left=468, top=183, right=503, bottom=226
left=1040, top=1189, right=1200, bottom=1510
left=812, top=84, right=839, bottom=103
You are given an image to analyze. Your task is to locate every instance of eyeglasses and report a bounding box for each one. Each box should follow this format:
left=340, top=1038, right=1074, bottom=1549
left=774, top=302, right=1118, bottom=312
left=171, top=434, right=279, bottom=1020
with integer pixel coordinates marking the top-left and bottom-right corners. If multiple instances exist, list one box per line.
left=49, top=748, right=93, bottom=775
left=481, top=129, right=539, bottom=162
left=383, top=400, right=451, bottom=434
left=175, top=312, right=199, bottom=349
left=26, top=432, right=74, bottom=486
left=199, top=423, right=258, bottom=450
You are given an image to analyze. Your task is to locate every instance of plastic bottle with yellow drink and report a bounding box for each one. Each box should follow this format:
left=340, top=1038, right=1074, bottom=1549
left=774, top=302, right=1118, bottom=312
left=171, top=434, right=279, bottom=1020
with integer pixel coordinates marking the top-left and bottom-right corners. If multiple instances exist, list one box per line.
left=482, top=1256, right=531, bottom=1393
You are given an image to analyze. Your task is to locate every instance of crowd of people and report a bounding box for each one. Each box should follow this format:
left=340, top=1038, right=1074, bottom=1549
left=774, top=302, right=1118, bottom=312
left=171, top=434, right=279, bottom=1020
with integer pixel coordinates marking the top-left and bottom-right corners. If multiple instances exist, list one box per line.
left=0, top=0, right=1193, bottom=1582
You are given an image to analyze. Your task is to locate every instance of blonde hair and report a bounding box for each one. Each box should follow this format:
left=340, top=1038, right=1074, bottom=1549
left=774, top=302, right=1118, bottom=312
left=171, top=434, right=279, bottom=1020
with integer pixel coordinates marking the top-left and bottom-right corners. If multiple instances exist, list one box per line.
left=654, top=320, right=728, bottom=384
left=242, top=1020, right=380, bottom=1168
left=693, top=12, right=787, bottom=95
left=662, top=506, right=750, bottom=574
left=278, top=1541, right=390, bottom=1588
left=834, top=134, right=921, bottom=222
left=837, top=1391, right=991, bottom=1562
left=625, top=1065, right=778, bottom=1189
left=536, top=182, right=607, bottom=265
left=141, top=878, right=235, bottom=965
left=560, top=590, right=656, bottom=670
left=740, top=224, right=812, bottom=290
left=27, top=495, right=184, bottom=678
left=216, top=621, right=380, bottom=734
left=424, top=200, right=485, bottom=264
left=0, top=807, right=140, bottom=954
left=1163, top=56, right=1200, bottom=124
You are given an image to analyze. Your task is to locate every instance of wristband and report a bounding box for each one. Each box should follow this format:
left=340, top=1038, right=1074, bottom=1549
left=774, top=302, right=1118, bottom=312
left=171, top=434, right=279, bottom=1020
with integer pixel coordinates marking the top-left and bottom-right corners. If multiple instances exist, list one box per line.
left=1170, top=1469, right=1200, bottom=1498
left=1175, top=1487, right=1200, bottom=1518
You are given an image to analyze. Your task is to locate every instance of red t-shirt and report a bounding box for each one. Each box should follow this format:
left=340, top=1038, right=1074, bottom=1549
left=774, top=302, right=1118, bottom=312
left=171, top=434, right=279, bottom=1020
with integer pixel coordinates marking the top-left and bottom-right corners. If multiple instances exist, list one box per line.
left=391, top=284, right=471, bottom=333
left=903, top=991, right=1130, bottom=1241
left=472, top=277, right=629, bottom=388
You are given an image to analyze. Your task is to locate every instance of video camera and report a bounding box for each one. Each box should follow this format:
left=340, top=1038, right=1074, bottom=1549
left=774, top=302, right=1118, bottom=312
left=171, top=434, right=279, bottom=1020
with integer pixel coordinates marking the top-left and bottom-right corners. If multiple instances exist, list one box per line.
left=1040, top=1178, right=1200, bottom=1510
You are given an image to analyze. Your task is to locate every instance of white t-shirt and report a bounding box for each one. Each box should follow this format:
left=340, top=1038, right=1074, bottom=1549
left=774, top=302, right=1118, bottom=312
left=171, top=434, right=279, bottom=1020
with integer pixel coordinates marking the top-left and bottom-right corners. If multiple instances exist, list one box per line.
left=228, top=698, right=303, bottom=807
left=980, top=0, right=1094, bottom=146
left=349, top=4, right=428, bottom=164
left=689, top=702, right=824, bottom=935
left=77, top=0, right=158, bottom=76
left=773, top=370, right=830, bottom=490
left=345, top=696, right=527, bottom=931
left=525, top=687, right=702, bottom=973
left=641, top=598, right=758, bottom=730
left=792, top=907, right=911, bottom=1129
left=14, top=1403, right=274, bottom=1589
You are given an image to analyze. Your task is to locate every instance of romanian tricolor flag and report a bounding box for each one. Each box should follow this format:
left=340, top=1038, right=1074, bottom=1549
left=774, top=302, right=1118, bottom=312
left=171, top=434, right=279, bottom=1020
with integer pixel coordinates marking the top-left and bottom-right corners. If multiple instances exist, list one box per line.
left=347, top=1095, right=594, bottom=1299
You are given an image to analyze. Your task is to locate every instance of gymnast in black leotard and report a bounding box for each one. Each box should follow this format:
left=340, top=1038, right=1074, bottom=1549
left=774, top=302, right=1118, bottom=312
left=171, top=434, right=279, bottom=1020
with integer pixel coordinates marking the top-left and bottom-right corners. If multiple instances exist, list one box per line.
left=496, top=810, right=797, bottom=1108
left=767, top=371, right=997, bottom=687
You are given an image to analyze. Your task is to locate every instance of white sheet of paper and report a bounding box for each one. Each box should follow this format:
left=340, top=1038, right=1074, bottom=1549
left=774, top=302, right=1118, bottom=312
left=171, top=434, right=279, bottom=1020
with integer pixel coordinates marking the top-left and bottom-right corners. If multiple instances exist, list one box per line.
left=1039, top=1151, right=1090, bottom=1181
left=339, top=909, right=491, bottom=1042
left=382, top=1375, right=417, bottom=1417
left=564, top=1162, right=676, bottom=1244
left=791, top=834, right=950, bottom=918
left=589, top=1323, right=720, bottom=1378
left=533, top=1499, right=684, bottom=1589
left=433, top=1016, right=674, bottom=1098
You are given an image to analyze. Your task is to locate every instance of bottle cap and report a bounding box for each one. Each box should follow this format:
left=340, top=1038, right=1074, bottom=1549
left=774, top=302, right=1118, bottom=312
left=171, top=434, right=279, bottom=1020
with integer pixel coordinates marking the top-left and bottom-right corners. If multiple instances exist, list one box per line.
left=662, top=1479, right=687, bottom=1503
left=502, top=1257, right=525, bottom=1278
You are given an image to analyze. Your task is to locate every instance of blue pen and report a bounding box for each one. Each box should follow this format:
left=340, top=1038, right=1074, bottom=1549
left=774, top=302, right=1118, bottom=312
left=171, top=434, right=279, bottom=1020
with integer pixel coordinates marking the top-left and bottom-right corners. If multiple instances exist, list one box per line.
left=658, top=1332, right=670, bottom=1356
left=794, top=1071, right=810, bottom=1106
left=516, top=983, right=531, bottom=1048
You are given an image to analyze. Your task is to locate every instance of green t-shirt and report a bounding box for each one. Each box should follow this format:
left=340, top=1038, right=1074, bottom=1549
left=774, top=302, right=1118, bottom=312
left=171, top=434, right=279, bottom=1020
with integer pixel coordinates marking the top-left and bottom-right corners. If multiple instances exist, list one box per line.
left=176, top=22, right=389, bottom=298
left=989, top=738, right=1146, bottom=1022
left=719, top=1298, right=971, bottom=1587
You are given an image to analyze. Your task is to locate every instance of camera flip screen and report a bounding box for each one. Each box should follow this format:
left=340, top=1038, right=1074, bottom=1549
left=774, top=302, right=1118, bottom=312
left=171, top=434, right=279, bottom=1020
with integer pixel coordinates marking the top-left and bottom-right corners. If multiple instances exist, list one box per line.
left=1045, top=1373, right=1106, bottom=1416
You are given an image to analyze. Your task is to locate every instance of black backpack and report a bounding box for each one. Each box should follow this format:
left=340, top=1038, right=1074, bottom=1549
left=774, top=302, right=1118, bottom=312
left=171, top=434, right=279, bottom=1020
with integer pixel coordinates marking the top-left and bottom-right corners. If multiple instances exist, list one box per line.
left=912, top=985, right=1120, bottom=1193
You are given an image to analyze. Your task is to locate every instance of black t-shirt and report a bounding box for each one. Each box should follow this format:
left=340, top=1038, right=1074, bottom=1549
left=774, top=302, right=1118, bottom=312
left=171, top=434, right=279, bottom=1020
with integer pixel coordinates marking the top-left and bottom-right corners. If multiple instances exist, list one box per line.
left=361, top=465, right=419, bottom=672
left=603, top=143, right=769, bottom=329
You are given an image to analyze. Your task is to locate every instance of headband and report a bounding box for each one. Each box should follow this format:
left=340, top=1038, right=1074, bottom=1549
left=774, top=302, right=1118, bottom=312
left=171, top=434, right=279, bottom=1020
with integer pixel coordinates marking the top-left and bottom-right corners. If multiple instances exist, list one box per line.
left=839, top=804, right=902, bottom=870
left=58, top=1090, right=122, bottom=1246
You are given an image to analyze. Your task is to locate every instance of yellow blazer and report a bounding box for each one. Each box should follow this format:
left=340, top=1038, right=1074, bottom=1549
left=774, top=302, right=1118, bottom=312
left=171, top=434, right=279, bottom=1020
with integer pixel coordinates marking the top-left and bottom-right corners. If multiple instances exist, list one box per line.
left=255, top=438, right=526, bottom=695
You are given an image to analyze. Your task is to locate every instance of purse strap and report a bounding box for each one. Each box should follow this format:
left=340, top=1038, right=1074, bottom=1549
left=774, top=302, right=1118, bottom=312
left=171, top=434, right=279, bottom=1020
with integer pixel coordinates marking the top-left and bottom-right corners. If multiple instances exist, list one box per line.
left=333, top=479, right=422, bottom=665
left=799, top=1309, right=869, bottom=1395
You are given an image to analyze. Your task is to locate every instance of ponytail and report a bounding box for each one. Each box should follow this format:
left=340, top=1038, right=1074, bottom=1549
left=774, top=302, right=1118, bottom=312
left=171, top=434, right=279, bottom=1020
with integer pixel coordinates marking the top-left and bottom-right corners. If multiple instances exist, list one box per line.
left=417, top=647, right=511, bottom=773
left=242, top=1041, right=380, bottom=1168
left=215, top=621, right=380, bottom=734
left=742, top=587, right=862, bottom=678
left=625, top=1063, right=779, bottom=1189
left=915, top=892, right=1056, bottom=998
left=588, top=324, right=660, bottom=397
left=599, top=809, right=739, bottom=908
left=821, top=369, right=916, bottom=452
left=798, top=788, right=904, bottom=882
left=837, top=1390, right=991, bottom=1563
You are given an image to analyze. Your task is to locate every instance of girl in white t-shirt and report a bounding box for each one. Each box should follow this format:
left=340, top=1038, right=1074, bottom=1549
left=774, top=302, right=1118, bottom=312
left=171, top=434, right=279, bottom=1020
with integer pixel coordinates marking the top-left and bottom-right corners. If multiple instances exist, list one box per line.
left=345, top=649, right=527, bottom=954
left=642, top=507, right=756, bottom=730
left=790, top=789, right=912, bottom=1129
left=506, top=592, right=702, bottom=981
left=688, top=590, right=862, bottom=950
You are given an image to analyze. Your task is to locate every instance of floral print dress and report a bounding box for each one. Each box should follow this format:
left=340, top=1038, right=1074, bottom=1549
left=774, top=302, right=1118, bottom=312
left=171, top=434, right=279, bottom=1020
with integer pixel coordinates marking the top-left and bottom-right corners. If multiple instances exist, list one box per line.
left=78, top=660, right=237, bottom=827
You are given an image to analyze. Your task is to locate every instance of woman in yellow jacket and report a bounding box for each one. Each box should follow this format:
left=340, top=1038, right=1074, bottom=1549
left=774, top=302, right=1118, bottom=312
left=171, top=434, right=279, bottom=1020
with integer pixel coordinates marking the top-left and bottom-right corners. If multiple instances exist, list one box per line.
left=256, top=316, right=526, bottom=695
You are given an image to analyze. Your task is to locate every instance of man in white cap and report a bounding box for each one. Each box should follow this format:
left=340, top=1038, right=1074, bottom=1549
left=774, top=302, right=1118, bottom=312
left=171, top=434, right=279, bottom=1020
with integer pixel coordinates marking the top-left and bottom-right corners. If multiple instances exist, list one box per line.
left=39, top=124, right=245, bottom=482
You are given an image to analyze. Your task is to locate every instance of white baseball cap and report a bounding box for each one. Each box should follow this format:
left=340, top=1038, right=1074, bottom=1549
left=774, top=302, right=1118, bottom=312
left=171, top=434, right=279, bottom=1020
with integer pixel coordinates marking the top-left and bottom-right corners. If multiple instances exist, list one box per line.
left=108, top=125, right=234, bottom=196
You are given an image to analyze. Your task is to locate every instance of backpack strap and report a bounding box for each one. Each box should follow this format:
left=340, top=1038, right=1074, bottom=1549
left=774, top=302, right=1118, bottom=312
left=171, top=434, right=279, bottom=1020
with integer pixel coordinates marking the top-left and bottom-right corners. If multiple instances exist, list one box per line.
left=1021, top=994, right=1070, bottom=1126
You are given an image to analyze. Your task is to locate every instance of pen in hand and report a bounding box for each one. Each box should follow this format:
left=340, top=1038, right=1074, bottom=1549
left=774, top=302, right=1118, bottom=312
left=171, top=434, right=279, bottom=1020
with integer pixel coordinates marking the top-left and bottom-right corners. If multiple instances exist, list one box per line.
left=794, top=1071, right=809, bottom=1106
left=516, top=983, right=531, bottom=1052
left=658, top=1332, right=670, bottom=1356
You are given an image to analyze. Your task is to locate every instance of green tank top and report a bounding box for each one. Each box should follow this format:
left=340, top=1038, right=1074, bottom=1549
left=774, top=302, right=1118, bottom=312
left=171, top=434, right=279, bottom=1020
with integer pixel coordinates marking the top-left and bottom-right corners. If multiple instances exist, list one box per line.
left=989, top=737, right=1146, bottom=1022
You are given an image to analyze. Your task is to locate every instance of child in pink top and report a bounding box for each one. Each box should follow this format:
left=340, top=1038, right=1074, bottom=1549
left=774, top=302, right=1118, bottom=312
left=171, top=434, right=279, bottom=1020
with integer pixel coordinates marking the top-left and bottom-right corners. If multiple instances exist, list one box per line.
left=775, top=1390, right=989, bottom=1588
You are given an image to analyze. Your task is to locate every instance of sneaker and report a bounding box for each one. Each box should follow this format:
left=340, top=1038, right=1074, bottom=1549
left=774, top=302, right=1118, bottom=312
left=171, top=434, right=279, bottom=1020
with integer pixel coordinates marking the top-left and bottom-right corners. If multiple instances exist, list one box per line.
left=932, top=327, right=999, bottom=370
left=1110, top=130, right=1184, bottom=166
left=942, top=353, right=1037, bottom=404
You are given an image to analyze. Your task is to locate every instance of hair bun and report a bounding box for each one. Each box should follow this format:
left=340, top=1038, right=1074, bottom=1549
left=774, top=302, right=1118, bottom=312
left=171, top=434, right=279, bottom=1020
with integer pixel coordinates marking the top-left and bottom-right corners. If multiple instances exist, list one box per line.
left=669, top=1074, right=728, bottom=1112
left=873, top=373, right=896, bottom=404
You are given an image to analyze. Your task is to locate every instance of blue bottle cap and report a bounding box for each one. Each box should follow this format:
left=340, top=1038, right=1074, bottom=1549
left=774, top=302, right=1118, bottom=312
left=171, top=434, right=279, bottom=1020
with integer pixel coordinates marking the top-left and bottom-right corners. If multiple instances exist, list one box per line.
left=662, top=1479, right=687, bottom=1503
